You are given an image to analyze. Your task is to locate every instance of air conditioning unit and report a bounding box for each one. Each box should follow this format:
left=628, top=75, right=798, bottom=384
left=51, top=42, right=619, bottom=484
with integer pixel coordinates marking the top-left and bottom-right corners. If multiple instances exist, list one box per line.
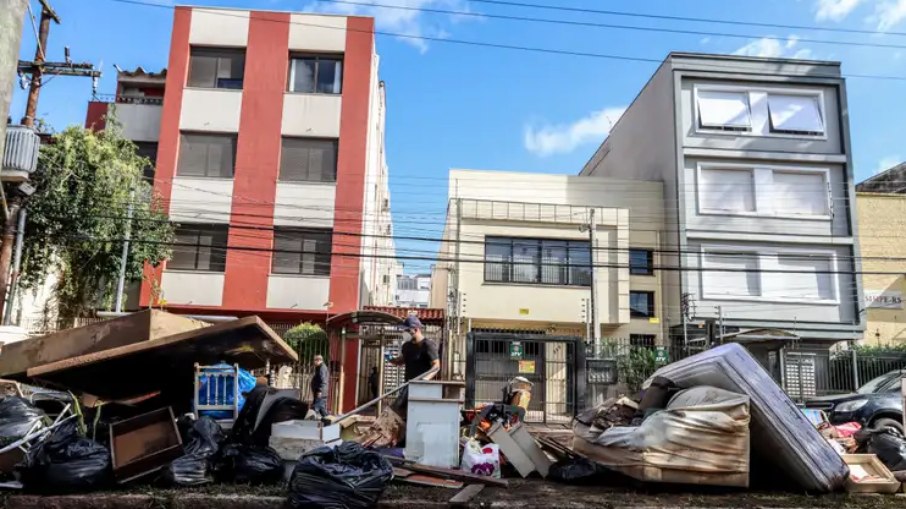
left=3, top=126, right=40, bottom=178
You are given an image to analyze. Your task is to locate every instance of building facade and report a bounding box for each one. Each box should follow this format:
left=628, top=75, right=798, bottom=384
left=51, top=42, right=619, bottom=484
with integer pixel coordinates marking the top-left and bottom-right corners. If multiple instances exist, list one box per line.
left=581, top=53, right=863, bottom=374
left=85, top=7, right=396, bottom=322
left=395, top=273, right=431, bottom=308
left=855, top=192, right=906, bottom=346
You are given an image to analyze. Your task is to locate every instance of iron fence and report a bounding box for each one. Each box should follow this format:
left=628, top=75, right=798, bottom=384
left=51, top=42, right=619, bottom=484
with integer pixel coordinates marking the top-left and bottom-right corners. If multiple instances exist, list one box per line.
left=782, top=346, right=906, bottom=401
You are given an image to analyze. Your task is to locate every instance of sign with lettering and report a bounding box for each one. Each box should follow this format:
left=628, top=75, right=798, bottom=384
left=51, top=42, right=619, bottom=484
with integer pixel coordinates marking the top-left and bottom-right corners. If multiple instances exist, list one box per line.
left=509, top=341, right=523, bottom=359
left=655, top=347, right=670, bottom=365
left=865, top=291, right=904, bottom=309
left=518, top=360, right=536, bottom=374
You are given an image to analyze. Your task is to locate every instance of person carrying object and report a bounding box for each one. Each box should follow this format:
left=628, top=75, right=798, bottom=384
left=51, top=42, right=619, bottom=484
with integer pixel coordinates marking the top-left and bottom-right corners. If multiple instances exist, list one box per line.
left=310, top=355, right=330, bottom=418
left=389, top=316, right=440, bottom=381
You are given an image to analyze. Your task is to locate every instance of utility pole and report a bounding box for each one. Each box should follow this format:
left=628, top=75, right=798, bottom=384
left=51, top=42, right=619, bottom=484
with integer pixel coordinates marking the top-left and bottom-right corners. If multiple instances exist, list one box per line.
left=0, top=0, right=101, bottom=322
left=717, top=305, right=724, bottom=344
left=114, top=189, right=135, bottom=312
left=587, top=208, right=599, bottom=345
left=0, top=0, right=28, bottom=159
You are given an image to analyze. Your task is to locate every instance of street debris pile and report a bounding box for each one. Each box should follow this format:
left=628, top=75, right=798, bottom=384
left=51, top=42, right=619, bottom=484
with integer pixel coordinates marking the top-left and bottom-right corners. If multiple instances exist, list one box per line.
left=4, top=315, right=906, bottom=506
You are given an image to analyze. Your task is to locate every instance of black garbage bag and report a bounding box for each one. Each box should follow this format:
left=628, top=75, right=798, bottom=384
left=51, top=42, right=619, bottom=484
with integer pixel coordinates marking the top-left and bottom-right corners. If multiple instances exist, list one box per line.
left=288, top=441, right=393, bottom=509
left=214, top=443, right=284, bottom=485
left=0, top=397, right=46, bottom=445
left=161, top=416, right=224, bottom=487
left=859, top=426, right=906, bottom=472
left=21, top=420, right=111, bottom=494
left=548, top=458, right=599, bottom=485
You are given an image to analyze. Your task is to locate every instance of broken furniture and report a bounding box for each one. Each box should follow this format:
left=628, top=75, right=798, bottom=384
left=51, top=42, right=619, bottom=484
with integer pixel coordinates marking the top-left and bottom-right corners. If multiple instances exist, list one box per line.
left=405, top=380, right=465, bottom=468
left=488, top=421, right=552, bottom=478
left=647, top=343, right=848, bottom=492
left=573, top=386, right=750, bottom=487
left=109, top=407, right=183, bottom=483
left=193, top=363, right=240, bottom=427
left=0, top=402, right=73, bottom=475
left=269, top=420, right=341, bottom=461
left=22, top=316, right=297, bottom=414
left=843, top=454, right=901, bottom=494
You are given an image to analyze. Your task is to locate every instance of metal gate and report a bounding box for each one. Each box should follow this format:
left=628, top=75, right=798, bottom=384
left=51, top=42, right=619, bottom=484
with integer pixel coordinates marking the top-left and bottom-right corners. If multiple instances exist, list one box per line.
left=465, top=333, right=585, bottom=424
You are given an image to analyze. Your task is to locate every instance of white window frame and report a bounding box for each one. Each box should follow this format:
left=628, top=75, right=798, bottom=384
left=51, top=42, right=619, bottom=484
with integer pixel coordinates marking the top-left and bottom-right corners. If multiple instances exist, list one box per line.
left=696, top=162, right=832, bottom=221
left=694, top=89, right=752, bottom=131
left=700, top=247, right=763, bottom=300
left=699, top=245, right=840, bottom=305
left=693, top=84, right=827, bottom=140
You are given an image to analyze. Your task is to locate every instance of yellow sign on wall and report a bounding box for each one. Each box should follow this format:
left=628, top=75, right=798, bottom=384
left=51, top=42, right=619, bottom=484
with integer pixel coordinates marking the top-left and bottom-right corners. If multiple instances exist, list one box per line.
left=518, top=360, right=536, bottom=374
left=519, top=308, right=530, bottom=315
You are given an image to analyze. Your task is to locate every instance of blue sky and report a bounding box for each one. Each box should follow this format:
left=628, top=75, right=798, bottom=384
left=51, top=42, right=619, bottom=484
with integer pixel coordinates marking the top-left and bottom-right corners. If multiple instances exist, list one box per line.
left=11, top=0, right=906, bottom=273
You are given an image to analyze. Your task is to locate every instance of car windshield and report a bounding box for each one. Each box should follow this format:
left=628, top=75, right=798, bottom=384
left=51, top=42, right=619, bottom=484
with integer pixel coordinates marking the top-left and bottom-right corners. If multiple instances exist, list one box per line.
left=857, top=372, right=901, bottom=394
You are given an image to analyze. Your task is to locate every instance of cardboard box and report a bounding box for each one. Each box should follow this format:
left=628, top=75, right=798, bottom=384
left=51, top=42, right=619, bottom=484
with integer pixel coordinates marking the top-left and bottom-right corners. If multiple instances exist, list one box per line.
left=843, top=454, right=901, bottom=494
left=110, top=407, right=182, bottom=483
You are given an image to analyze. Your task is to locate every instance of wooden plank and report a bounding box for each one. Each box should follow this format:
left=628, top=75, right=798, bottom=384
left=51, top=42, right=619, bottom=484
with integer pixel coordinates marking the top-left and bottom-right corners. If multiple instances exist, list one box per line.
left=387, top=460, right=509, bottom=488
left=487, top=422, right=535, bottom=478
left=449, top=484, right=485, bottom=507
left=396, top=473, right=464, bottom=489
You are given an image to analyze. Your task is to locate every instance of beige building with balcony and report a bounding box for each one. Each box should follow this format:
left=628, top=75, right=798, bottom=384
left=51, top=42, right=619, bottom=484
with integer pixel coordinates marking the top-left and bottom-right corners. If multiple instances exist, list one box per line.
left=433, top=169, right=666, bottom=344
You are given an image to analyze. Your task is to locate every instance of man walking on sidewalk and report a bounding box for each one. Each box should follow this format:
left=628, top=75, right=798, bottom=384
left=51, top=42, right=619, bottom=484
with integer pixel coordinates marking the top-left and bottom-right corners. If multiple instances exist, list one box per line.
left=311, top=354, right=330, bottom=418
left=390, top=315, right=440, bottom=381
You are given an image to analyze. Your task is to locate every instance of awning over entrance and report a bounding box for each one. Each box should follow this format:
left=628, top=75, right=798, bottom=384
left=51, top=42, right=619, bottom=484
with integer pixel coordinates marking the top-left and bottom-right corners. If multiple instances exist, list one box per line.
left=721, top=328, right=800, bottom=348
left=326, top=310, right=404, bottom=330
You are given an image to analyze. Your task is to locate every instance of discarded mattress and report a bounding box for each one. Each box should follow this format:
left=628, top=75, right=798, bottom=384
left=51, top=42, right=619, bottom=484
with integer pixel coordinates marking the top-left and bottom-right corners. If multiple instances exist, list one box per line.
left=645, top=343, right=849, bottom=492
left=573, top=386, right=750, bottom=488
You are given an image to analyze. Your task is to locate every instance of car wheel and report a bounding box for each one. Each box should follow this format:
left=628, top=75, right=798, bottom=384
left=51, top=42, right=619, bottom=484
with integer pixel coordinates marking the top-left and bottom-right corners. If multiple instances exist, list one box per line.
left=872, top=417, right=904, bottom=433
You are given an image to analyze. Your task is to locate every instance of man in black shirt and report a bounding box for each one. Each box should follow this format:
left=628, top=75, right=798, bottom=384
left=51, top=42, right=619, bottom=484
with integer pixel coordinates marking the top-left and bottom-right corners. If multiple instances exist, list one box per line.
left=391, top=316, right=440, bottom=381
left=310, top=354, right=330, bottom=418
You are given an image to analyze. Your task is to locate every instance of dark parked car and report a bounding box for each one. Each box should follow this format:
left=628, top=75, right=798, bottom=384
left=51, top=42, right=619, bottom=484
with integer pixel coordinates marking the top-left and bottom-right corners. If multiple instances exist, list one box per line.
left=804, top=370, right=904, bottom=432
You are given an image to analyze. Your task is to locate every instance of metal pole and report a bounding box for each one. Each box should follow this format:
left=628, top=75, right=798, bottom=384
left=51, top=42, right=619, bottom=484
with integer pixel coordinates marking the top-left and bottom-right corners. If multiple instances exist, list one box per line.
left=588, top=208, right=599, bottom=345
left=454, top=197, right=462, bottom=337
left=851, top=348, right=860, bottom=391
left=717, top=305, right=724, bottom=344
left=4, top=209, right=26, bottom=325
left=114, top=189, right=135, bottom=312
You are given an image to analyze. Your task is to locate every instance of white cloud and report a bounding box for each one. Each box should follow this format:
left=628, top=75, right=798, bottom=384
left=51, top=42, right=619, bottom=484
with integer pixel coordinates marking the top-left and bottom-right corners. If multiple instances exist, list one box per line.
left=877, top=155, right=903, bottom=174
left=523, top=107, right=626, bottom=157
left=873, top=0, right=906, bottom=31
left=304, top=0, right=475, bottom=52
left=733, top=36, right=813, bottom=59
left=815, top=0, right=864, bottom=21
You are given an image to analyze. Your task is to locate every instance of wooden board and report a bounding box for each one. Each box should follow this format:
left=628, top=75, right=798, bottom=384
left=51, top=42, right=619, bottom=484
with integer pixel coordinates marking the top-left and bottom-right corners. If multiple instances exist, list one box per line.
left=450, top=484, right=485, bottom=507
left=0, top=310, right=207, bottom=378
left=393, top=468, right=464, bottom=489
left=386, top=459, right=509, bottom=488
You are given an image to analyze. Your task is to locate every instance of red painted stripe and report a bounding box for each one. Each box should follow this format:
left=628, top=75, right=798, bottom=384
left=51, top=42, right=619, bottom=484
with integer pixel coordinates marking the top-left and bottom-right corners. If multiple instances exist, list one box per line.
left=221, top=11, right=290, bottom=309
left=333, top=16, right=374, bottom=412
left=84, top=102, right=108, bottom=131
left=140, top=6, right=191, bottom=307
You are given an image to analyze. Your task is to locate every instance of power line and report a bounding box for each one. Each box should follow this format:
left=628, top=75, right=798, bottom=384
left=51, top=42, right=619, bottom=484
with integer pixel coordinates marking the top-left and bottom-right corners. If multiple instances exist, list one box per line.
left=317, top=0, right=906, bottom=52
left=101, top=0, right=906, bottom=82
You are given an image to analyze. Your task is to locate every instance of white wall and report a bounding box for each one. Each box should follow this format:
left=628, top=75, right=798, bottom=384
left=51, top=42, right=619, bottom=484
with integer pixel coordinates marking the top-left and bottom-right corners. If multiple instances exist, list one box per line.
left=267, top=275, right=330, bottom=309
left=161, top=271, right=225, bottom=306
left=180, top=89, right=243, bottom=133
left=273, top=183, right=335, bottom=228
left=288, top=14, right=346, bottom=52
left=169, top=178, right=234, bottom=223
left=281, top=95, right=342, bottom=138
left=189, top=8, right=249, bottom=47
left=113, top=103, right=161, bottom=142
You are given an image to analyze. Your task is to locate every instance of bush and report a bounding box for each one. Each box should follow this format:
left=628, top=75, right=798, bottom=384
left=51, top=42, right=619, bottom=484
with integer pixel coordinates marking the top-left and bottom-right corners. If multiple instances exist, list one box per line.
left=284, top=323, right=329, bottom=362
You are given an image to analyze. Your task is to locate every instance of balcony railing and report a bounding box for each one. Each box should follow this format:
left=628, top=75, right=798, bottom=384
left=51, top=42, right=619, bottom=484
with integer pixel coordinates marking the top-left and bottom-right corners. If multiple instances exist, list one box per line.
left=96, top=94, right=163, bottom=106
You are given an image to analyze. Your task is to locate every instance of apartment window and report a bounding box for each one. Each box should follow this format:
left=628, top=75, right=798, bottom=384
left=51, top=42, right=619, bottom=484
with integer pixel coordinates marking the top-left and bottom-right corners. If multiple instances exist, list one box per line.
left=177, top=133, right=236, bottom=178
left=772, top=171, right=829, bottom=216
left=134, top=141, right=158, bottom=181
left=279, top=138, right=338, bottom=182
left=188, top=48, right=245, bottom=89
left=169, top=224, right=228, bottom=272
left=699, top=167, right=756, bottom=213
left=630, top=291, right=655, bottom=318
left=484, top=237, right=591, bottom=286
left=289, top=56, right=343, bottom=94
left=397, top=277, right=417, bottom=291
left=701, top=251, right=761, bottom=298
left=767, top=93, right=824, bottom=135
left=630, top=334, right=656, bottom=348
left=272, top=228, right=332, bottom=276
left=696, top=90, right=751, bottom=131
left=774, top=254, right=835, bottom=301
left=629, top=249, right=654, bottom=276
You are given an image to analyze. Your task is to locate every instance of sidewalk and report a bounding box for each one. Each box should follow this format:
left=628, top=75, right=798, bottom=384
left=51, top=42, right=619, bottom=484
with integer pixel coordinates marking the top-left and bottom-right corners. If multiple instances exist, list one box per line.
left=3, top=480, right=904, bottom=509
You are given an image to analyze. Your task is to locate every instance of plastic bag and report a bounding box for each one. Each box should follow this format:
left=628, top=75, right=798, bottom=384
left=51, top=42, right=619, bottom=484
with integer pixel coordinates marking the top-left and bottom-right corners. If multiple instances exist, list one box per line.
left=0, top=397, right=46, bottom=445
left=21, top=420, right=110, bottom=494
left=460, top=439, right=500, bottom=478
left=860, top=427, right=906, bottom=472
left=162, top=416, right=224, bottom=487
left=215, top=443, right=284, bottom=485
left=548, top=458, right=598, bottom=484
left=288, top=442, right=393, bottom=509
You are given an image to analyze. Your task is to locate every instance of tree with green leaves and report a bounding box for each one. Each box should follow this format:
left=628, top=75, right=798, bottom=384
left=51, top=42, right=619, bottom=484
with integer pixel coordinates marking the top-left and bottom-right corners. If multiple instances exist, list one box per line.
left=284, top=322, right=329, bottom=361
left=19, top=124, right=174, bottom=327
